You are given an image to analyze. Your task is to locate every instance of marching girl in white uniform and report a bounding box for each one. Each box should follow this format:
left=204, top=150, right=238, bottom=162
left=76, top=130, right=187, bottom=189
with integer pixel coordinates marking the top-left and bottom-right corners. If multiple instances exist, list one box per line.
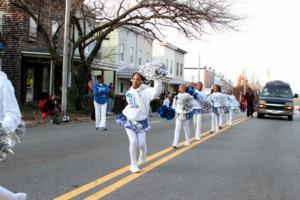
left=172, top=84, right=194, bottom=148
left=226, top=90, right=238, bottom=126
left=192, top=82, right=208, bottom=141
left=116, top=72, right=162, bottom=173
left=0, top=71, right=27, bottom=200
left=208, top=84, right=226, bottom=133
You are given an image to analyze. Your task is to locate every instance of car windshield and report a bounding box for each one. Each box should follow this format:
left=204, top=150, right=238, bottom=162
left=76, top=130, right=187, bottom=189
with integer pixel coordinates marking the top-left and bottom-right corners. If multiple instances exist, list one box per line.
left=261, top=87, right=293, bottom=98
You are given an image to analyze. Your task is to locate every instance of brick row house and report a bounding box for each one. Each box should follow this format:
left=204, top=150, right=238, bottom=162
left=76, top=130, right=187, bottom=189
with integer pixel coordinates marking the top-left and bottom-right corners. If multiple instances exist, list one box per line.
left=1, top=2, right=189, bottom=108
left=0, top=2, right=65, bottom=103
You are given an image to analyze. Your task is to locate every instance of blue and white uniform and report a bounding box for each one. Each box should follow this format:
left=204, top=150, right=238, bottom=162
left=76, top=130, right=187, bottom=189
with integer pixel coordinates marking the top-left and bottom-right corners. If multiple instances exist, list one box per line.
left=226, top=94, right=238, bottom=126
left=93, top=81, right=110, bottom=129
left=116, top=80, right=162, bottom=173
left=209, top=92, right=226, bottom=132
left=0, top=71, right=27, bottom=200
left=0, top=72, right=21, bottom=133
left=172, top=92, right=194, bottom=147
left=192, top=90, right=208, bottom=140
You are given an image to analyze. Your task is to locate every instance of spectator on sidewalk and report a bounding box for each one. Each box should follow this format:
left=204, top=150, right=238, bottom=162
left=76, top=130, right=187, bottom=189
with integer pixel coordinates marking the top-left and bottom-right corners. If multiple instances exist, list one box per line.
left=0, top=71, right=27, bottom=200
left=107, top=82, right=115, bottom=115
left=245, top=87, right=255, bottom=117
left=93, top=75, right=110, bottom=131
left=40, top=95, right=61, bottom=124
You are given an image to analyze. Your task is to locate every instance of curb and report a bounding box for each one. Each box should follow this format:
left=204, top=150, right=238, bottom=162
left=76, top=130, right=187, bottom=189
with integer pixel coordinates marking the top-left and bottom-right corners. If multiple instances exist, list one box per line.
left=25, top=115, right=117, bottom=128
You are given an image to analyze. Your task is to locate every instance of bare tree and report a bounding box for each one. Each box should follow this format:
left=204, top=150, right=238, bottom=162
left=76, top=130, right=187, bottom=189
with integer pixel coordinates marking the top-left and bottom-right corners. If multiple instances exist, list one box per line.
left=8, top=0, right=240, bottom=108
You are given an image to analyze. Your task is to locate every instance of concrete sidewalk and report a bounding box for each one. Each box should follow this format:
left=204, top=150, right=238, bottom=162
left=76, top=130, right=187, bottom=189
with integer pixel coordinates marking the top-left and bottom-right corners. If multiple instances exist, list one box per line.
left=24, top=114, right=117, bottom=128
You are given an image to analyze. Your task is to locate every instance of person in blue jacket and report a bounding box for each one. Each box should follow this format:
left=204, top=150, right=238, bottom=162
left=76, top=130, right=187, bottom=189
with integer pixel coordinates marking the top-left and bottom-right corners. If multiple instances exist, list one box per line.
left=93, top=75, right=110, bottom=131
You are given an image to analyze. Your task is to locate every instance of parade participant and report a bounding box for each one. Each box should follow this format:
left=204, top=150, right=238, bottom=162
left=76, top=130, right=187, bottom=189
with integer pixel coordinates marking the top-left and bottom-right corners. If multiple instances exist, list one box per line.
left=171, top=84, right=194, bottom=148
left=192, top=82, right=208, bottom=141
left=208, top=84, right=225, bottom=133
left=163, top=94, right=172, bottom=107
left=116, top=72, right=162, bottom=173
left=225, top=90, right=237, bottom=126
left=93, top=75, right=110, bottom=131
left=0, top=71, right=27, bottom=200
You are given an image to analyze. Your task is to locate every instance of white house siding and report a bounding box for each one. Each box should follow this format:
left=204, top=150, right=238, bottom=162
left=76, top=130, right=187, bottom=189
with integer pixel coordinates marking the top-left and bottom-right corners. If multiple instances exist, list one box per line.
left=115, top=27, right=154, bottom=94
left=136, top=33, right=153, bottom=66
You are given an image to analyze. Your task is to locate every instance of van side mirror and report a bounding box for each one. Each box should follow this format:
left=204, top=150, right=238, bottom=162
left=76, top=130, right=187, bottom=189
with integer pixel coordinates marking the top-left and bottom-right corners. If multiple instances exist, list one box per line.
left=294, top=94, right=298, bottom=98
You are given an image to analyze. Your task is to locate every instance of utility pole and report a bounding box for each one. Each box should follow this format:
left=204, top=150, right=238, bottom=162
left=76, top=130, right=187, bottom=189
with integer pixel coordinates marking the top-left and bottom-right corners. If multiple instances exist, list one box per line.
left=61, top=0, right=71, bottom=119
left=198, top=54, right=201, bottom=82
left=243, top=69, right=247, bottom=95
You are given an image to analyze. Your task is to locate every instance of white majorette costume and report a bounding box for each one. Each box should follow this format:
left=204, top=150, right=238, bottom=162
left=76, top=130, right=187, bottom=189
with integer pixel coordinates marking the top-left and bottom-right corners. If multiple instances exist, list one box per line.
left=116, top=80, right=162, bottom=173
left=0, top=71, right=27, bottom=200
left=192, top=89, right=208, bottom=140
left=208, top=92, right=226, bottom=132
left=225, top=94, right=239, bottom=126
left=116, top=61, right=166, bottom=173
left=172, top=92, right=194, bottom=148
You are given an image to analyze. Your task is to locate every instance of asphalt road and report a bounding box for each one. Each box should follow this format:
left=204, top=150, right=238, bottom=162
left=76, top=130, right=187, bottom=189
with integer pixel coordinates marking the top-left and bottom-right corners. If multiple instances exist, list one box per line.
left=1, top=113, right=300, bottom=200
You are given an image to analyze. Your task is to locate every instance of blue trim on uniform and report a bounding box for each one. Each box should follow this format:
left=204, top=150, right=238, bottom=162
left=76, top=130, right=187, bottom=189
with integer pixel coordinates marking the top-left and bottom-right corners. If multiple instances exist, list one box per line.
left=185, top=111, right=194, bottom=120
left=193, top=108, right=204, bottom=114
left=115, top=114, right=149, bottom=133
left=212, top=106, right=219, bottom=114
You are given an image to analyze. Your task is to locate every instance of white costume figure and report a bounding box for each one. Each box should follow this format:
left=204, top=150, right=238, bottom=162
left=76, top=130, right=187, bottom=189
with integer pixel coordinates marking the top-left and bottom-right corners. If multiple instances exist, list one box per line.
left=162, top=95, right=171, bottom=106
left=209, top=91, right=226, bottom=132
left=193, top=89, right=208, bottom=140
left=0, top=71, right=27, bottom=200
left=120, top=77, right=162, bottom=173
left=226, top=93, right=238, bottom=126
left=172, top=91, right=194, bottom=148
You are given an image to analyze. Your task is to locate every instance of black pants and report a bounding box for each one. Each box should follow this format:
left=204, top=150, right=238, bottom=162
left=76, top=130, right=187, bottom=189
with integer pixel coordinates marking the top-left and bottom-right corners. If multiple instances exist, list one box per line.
left=247, top=102, right=254, bottom=117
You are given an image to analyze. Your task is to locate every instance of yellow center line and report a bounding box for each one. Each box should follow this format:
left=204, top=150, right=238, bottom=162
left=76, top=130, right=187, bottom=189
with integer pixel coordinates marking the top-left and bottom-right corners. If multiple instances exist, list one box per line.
left=84, top=117, right=248, bottom=200
left=54, top=116, right=247, bottom=200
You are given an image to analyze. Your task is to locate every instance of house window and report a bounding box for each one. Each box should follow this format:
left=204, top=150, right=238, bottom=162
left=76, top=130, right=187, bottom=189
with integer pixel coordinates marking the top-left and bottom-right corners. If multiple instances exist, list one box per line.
left=51, top=20, right=58, bottom=36
left=120, top=44, right=124, bottom=61
left=176, top=62, right=179, bottom=76
left=0, top=12, right=3, bottom=34
left=138, top=49, right=142, bottom=65
left=120, top=81, right=124, bottom=93
left=166, top=59, right=169, bottom=68
left=180, top=64, right=183, bottom=76
left=170, top=61, right=173, bottom=74
left=130, top=47, right=134, bottom=64
left=146, top=52, right=150, bottom=63
left=29, top=17, right=37, bottom=41
left=191, top=76, right=195, bottom=82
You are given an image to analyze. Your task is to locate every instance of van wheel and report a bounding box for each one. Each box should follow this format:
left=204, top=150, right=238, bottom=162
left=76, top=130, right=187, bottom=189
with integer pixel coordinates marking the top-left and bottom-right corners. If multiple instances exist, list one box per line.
left=257, top=113, right=264, bottom=118
left=288, top=116, right=293, bottom=121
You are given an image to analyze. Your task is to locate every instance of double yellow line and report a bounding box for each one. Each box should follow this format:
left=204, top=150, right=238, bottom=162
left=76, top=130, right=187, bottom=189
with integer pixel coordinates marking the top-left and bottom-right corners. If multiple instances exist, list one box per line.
left=54, top=116, right=248, bottom=200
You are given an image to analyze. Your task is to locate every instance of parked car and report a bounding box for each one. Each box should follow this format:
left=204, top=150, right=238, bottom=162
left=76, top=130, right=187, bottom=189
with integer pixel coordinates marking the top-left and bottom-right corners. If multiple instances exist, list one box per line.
left=256, top=80, right=298, bottom=121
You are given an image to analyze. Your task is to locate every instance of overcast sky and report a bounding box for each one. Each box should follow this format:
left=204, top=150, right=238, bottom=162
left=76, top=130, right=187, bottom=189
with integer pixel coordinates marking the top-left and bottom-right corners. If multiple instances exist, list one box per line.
left=165, top=0, right=300, bottom=93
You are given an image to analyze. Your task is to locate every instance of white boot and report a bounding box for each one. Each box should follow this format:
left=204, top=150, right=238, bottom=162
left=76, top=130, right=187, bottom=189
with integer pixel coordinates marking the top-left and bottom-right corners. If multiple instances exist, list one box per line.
left=138, top=152, right=146, bottom=165
left=15, top=193, right=27, bottom=200
left=130, top=164, right=140, bottom=173
left=0, top=186, right=27, bottom=200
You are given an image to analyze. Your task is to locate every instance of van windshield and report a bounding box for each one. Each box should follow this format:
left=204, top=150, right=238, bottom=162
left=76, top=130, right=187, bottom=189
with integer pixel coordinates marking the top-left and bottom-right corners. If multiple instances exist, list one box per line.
left=261, top=87, right=293, bottom=98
